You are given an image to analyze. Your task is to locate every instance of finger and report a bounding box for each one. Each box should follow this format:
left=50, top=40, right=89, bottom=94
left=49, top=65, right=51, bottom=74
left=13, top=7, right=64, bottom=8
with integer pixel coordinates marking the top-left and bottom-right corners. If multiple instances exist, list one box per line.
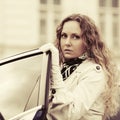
left=39, top=43, right=52, bottom=52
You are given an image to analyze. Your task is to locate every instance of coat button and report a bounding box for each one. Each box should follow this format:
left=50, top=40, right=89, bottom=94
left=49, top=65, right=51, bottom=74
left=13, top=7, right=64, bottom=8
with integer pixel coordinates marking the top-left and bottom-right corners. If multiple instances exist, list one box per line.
left=96, top=66, right=100, bottom=70
left=52, top=89, right=56, bottom=94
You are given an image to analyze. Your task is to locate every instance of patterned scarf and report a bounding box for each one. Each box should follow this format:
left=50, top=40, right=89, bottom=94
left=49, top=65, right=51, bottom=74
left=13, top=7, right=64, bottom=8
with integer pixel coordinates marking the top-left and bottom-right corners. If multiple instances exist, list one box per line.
left=61, top=53, right=87, bottom=81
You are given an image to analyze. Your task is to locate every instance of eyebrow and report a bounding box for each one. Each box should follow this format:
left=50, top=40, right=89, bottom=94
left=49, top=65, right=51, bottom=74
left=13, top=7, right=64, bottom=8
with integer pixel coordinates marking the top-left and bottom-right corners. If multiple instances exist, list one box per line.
left=61, top=32, right=80, bottom=35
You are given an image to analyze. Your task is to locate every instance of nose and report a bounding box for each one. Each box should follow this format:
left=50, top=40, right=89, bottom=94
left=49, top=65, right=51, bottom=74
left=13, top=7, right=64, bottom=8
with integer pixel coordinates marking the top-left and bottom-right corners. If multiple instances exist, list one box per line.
left=65, top=37, right=71, bottom=46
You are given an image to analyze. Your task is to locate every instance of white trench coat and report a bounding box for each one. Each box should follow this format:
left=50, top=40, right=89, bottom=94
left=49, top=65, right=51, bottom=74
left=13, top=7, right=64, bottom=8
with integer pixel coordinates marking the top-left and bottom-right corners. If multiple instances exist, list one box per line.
left=47, top=59, right=106, bottom=120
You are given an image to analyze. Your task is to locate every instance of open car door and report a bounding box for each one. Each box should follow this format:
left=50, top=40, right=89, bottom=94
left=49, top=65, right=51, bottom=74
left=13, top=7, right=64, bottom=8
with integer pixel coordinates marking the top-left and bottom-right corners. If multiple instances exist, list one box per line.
left=0, top=49, right=51, bottom=120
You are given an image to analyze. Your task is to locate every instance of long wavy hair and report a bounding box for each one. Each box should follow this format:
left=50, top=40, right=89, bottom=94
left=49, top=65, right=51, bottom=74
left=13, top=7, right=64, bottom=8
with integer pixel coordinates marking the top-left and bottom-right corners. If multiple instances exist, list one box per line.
left=54, top=14, right=120, bottom=119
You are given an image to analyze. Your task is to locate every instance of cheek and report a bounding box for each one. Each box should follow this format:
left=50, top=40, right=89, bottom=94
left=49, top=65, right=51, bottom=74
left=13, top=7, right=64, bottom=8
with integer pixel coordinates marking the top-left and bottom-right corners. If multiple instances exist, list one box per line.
left=75, top=42, right=85, bottom=53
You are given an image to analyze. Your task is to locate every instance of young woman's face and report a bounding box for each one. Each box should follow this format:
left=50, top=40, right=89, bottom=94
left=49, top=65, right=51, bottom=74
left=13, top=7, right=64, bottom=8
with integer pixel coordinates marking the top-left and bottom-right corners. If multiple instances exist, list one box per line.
left=60, top=21, right=85, bottom=61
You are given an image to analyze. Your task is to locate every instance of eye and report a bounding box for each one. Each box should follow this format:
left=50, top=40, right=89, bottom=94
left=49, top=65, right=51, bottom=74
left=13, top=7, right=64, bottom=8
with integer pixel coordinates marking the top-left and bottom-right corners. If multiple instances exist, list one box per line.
left=61, top=33, right=67, bottom=39
left=72, top=34, right=80, bottom=40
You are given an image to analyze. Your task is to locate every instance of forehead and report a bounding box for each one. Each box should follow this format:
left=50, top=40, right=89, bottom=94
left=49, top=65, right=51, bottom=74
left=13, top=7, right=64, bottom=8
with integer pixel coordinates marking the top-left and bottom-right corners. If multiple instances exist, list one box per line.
left=62, top=21, right=81, bottom=34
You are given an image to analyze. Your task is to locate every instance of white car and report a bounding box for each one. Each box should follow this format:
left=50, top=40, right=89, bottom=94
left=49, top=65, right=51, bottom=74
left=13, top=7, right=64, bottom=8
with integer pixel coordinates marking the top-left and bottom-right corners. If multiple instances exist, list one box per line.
left=0, top=49, right=51, bottom=120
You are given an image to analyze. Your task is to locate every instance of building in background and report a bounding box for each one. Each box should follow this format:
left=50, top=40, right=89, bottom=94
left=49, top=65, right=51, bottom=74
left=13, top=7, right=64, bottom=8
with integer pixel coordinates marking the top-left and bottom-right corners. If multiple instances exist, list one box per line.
left=98, top=0, right=120, bottom=64
left=39, top=0, right=62, bottom=45
left=0, top=0, right=62, bottom=58
left=0, top=0, right=40, bottom=57
left=99, top=0, right=119, bottom=48
left=0, top=0, right=120, bottom=65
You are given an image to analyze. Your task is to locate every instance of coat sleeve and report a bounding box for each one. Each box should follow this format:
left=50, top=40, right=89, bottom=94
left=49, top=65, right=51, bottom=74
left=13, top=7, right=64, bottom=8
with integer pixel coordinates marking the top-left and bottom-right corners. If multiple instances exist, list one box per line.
left=47, top=64, right=106, bottom=120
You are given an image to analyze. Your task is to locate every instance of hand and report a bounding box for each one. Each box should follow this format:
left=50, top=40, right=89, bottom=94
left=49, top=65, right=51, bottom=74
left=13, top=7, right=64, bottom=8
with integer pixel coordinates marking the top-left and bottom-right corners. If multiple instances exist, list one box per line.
left=39, top=43, right=59, bottom=66
left=40, top=43, right=64, bottom=88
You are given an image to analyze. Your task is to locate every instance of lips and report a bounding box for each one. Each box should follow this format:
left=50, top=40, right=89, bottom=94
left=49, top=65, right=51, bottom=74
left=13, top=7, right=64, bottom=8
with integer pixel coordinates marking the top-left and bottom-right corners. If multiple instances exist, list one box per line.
left=64, top=49, right=72, bottom=53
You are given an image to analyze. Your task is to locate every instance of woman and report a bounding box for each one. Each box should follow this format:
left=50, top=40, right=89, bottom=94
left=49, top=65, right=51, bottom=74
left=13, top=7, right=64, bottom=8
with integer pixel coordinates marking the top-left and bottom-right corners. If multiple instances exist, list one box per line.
left=40, top=14, right=120, bottom=120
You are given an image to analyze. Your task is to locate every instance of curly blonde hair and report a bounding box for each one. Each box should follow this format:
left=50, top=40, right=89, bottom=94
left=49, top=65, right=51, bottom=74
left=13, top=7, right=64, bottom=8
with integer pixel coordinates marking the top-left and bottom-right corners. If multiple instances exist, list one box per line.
left=55, top=13, right=120, bottom=119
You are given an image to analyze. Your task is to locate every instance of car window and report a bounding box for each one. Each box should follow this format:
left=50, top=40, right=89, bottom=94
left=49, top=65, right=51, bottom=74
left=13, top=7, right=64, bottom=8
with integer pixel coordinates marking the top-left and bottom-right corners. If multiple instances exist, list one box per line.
left=0, top=49, right=51, bottom=119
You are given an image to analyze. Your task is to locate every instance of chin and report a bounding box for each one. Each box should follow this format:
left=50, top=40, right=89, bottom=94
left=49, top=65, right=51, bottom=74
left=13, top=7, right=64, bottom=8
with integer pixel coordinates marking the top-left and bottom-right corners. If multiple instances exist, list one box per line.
left=64, top=55, right=74, bottom=60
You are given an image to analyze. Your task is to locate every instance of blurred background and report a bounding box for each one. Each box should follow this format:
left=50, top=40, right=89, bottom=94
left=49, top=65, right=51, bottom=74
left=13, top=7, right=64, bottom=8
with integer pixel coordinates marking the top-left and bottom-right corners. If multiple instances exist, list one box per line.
left=0, top=0, right=120, bottom=66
